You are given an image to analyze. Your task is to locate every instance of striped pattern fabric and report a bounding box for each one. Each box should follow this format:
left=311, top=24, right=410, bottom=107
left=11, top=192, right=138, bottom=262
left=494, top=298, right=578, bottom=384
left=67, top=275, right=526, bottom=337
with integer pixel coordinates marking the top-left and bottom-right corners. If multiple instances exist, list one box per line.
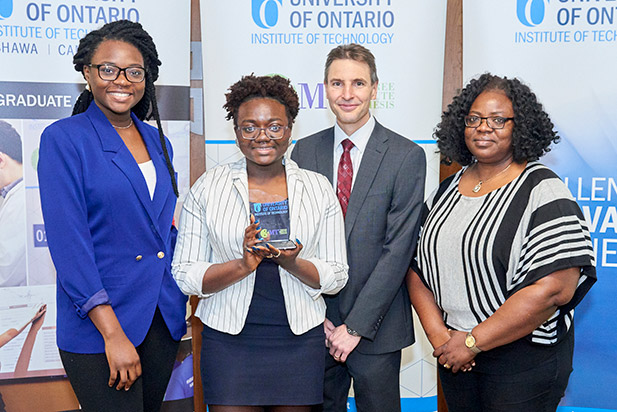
left=172, top=156, right=348, bottom=335
left=337, top=138, right=354, bottom=217
left=416, top=162, right=596, bottom=345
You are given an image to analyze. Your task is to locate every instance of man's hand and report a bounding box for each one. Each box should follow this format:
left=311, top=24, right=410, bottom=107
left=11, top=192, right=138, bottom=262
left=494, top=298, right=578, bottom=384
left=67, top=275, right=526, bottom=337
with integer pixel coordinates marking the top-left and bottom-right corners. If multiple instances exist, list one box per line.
left=327, top=323, right=361, bottom=362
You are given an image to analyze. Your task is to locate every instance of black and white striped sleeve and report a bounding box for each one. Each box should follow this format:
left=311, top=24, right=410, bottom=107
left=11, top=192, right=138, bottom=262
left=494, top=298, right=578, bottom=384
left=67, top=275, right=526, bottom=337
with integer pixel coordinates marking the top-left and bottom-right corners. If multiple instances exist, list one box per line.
left=510, top=178, right=596, bottom=301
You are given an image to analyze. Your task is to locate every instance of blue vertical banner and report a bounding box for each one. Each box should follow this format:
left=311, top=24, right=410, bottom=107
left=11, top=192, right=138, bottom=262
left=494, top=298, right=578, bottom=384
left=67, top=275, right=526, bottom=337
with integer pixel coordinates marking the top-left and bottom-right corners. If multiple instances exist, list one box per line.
left=202, top=1, right=447, bottom=410
left=0, top=0, right=191, bottom=379
left=464, top=1, right=617, bottom=410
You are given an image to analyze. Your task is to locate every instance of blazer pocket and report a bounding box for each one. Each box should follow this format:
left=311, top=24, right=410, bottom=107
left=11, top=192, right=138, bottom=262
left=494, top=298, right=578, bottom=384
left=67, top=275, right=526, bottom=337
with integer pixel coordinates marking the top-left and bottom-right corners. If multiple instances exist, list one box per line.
left=100, top=271, right=132, bottom=287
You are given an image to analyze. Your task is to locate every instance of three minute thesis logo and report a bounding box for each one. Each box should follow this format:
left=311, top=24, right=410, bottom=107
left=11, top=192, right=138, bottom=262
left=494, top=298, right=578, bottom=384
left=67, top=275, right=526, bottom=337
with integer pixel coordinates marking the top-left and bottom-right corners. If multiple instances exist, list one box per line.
left=0, top=0, right=13, bottom=20
left=252, top=0, right=282, bottom=29
left=517, top=0, right=549, bottom=27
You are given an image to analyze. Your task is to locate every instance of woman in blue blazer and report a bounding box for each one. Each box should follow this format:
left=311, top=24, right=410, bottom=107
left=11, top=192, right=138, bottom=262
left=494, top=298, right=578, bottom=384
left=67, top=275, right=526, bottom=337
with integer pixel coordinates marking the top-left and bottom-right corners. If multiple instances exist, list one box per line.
left=38, top=20, right=186, bottom=412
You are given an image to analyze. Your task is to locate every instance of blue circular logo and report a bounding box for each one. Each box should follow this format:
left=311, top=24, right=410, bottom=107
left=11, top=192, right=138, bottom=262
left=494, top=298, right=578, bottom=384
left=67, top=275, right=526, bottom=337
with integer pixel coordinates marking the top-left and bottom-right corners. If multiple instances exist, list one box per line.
left=0, top=0, right=14, bottom=20
left=252, top=0, right=282, bottom=29
left=517, top=0, right=548, bottom=27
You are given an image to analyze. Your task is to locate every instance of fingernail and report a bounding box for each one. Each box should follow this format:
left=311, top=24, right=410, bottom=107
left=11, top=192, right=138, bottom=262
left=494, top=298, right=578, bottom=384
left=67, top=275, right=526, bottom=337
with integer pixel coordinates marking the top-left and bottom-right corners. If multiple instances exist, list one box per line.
left=251, top=246, right=258, bottom=252
left=295, top=238, right=302, bottom=245
left=254, top=219, right=259, bottom=225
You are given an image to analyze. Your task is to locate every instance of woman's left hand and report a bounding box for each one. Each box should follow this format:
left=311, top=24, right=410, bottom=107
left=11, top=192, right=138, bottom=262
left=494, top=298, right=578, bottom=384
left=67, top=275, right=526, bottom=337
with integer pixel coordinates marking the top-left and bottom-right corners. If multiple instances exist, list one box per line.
left=433, top=330, right=476, bottom=373
left=257, top=239, right=320, bottom=289
left=268, top=239, right=303, bottom=268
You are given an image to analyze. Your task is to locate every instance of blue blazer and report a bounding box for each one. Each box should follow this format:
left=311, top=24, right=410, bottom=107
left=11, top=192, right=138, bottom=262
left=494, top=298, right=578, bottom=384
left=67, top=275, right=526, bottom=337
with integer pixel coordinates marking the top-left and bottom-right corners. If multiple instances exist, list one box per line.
left=39, top=103, right=187, bottom=353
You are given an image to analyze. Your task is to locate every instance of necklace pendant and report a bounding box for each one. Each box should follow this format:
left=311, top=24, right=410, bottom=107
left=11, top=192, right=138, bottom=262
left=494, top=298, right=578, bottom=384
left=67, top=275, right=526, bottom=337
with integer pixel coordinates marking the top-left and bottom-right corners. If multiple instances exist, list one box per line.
left=472, top=181, right=483, bottom=193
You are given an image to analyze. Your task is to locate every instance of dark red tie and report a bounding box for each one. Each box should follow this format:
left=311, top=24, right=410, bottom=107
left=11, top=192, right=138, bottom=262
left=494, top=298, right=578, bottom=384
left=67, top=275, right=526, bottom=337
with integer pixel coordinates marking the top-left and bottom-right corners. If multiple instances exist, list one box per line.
left=337, top=139, right=354, bottom=217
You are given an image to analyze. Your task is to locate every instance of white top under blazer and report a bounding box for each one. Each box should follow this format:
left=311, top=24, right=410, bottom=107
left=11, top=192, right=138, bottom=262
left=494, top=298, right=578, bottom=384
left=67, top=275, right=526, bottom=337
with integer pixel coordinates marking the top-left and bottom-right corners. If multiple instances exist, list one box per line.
left=172, top=155, right=349, bottom=335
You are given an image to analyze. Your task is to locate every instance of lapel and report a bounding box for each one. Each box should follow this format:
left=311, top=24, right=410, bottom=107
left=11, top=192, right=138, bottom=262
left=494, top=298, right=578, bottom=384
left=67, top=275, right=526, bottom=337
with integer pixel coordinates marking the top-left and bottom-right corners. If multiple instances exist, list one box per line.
left=285, top=157, right=304, bottom=240
left=344, top=121, right=388, bottom=240
left=230, top=158, right=251, bottom=224
left=136, top=119, right=170, bottom=223
left=88, top=103, right=168, bottom=239
left=315, top=128, right=335, bottom=184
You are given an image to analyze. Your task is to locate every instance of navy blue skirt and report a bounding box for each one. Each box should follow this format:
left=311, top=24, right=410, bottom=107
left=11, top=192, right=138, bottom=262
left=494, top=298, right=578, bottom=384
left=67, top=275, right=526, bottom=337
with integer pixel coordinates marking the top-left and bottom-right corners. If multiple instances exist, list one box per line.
left=201, top=260, right=325, bottom=406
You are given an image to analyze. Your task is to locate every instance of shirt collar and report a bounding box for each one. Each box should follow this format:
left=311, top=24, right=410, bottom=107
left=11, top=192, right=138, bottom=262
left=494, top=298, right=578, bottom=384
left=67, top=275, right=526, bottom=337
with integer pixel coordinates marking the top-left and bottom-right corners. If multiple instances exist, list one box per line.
left=1, top=177, right=22, bottom=198
left=334, top=115, right=375, bottom=154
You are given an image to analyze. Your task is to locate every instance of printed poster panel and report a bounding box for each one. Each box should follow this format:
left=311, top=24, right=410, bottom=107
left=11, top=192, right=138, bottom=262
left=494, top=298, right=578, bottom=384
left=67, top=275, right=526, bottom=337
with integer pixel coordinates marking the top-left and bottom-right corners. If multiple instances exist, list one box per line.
left=202, top=2, right=447, bottom=411
left=464, top=1, right=617, bottom=410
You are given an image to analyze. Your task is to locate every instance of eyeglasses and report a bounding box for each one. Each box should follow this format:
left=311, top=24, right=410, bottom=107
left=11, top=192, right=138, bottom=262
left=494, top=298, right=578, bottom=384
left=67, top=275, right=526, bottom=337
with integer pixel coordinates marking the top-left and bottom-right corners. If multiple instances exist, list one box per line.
left=464, top=115, right=514, bottom=129
left=89, top=64, right=146, bottom=83
left=236, top=125, right=289, bottom=140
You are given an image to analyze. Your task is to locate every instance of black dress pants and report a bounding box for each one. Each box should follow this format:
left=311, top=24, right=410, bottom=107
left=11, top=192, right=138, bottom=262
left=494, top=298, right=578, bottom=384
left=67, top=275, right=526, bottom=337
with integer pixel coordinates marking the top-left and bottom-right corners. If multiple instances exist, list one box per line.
left=60, top=308, right=179, bottom=412
left=313, top=349, right=402, bottom=412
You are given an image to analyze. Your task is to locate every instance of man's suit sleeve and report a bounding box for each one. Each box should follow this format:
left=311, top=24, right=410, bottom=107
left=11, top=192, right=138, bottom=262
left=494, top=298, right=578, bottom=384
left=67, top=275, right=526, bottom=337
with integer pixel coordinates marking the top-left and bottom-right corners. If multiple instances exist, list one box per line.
left=344, top=144, right=426, bottom=340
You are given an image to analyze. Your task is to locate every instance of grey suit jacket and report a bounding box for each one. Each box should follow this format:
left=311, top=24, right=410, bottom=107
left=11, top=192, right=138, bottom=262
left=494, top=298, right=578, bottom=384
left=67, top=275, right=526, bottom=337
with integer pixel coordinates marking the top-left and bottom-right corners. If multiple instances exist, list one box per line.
left=291, top=120, right=426, bottom=354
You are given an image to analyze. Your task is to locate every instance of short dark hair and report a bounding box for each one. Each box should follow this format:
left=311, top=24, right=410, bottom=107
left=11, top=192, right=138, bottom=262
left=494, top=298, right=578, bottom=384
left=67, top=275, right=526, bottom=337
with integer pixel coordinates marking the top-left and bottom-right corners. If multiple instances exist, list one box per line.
left=71, top=20, right=178, bottom=196
left=223, top=74, right=299, bottom=127
left=435, top=73, right=559, bottom=166
left=324, top=43, right=378, bottom=84
left=0, top=121, right=22, bottom=164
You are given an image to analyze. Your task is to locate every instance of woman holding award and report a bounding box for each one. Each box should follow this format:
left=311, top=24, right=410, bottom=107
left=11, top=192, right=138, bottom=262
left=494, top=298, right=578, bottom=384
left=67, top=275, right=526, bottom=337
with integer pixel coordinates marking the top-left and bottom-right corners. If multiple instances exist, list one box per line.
left=172, top=74, right=348, bottom=411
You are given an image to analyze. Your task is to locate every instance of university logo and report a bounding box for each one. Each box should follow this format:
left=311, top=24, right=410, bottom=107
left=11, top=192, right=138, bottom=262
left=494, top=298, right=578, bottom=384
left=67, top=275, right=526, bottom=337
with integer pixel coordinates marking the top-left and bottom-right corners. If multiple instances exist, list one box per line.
left=0, top=0, right=13, bottom=20
left=517, top=0, right=549, bottom=27
left=252, top=0, right=282, bottom=29
left=254, top=203, right=262, bottom=213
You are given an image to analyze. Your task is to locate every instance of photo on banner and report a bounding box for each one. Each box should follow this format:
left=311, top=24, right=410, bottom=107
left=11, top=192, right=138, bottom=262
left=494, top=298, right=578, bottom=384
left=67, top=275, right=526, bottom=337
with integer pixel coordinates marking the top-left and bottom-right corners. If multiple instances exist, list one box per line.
left=464, top=1, right=616, bottom=410
left=202, top=1, right=447, bottom=410
left=0, top=0, right=191, bottom=383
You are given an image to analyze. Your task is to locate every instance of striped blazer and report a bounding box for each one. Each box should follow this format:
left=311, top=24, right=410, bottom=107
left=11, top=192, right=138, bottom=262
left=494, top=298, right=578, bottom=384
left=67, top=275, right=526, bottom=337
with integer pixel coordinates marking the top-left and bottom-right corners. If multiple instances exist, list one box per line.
left=172, top=156, right=348, bottom=335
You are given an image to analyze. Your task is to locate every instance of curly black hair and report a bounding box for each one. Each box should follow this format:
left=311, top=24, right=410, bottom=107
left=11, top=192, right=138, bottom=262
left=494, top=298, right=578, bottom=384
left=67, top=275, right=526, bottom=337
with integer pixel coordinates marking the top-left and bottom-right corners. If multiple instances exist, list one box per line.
left=435, top=73, right=559, bottom=166
left=71, top=19, right=177, bottom=196
left=223, top=74, right=299, bottom=127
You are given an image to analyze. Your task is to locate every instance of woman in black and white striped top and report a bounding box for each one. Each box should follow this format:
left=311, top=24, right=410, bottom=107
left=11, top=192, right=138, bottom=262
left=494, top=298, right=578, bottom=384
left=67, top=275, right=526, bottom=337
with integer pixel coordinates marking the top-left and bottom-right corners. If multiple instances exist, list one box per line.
left=407, top=74, right=595, bottom=412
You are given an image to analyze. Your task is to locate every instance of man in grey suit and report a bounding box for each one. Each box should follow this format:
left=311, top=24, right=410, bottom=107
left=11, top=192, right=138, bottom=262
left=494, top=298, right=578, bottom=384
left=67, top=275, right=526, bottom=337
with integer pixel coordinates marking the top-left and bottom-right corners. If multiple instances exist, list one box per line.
left=291, top=44, right=426, bottom=412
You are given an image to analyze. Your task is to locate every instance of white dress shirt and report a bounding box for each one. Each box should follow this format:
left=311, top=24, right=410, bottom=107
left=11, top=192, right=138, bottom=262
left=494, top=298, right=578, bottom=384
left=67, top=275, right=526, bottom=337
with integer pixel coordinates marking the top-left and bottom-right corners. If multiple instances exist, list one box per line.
left=332, top=115, right=375, bottom=190
left=172, top=156, right=348, bottom=335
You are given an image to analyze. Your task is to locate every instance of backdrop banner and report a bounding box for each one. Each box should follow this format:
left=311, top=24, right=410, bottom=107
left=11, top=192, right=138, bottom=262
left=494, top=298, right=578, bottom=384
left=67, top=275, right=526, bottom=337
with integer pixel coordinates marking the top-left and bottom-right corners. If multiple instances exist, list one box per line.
left=202, top=1, right=447, bottom=410
left=464, top=1, right=616, bottom=410
left=0, top=0, right=190, bottom=380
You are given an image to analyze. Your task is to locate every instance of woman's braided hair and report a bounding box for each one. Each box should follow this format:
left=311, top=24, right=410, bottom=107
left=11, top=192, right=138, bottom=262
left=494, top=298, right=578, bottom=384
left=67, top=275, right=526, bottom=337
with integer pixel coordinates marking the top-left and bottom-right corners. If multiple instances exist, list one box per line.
left=72, top=19, right=178, bottom=196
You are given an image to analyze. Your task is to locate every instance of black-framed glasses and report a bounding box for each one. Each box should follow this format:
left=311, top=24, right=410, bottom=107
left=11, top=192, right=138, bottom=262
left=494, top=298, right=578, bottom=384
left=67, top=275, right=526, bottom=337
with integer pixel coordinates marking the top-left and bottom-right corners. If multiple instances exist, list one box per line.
left=236, top=125, right=289, bottom=140
left=89, top=64, right=146, bottom=83
left=464, top=115, right=514, bottom=129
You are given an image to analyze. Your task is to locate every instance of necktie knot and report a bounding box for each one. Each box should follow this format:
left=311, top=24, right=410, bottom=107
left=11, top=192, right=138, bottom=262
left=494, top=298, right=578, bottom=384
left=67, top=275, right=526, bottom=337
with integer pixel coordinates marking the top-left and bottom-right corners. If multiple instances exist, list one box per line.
left=341, top=138, right=354, bottom=153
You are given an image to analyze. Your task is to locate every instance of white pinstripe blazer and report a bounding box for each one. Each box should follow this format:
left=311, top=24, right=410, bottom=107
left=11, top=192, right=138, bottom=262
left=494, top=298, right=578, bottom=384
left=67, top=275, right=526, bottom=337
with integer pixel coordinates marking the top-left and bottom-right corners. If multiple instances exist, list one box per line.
left=172, top=156, right=348, bottom=335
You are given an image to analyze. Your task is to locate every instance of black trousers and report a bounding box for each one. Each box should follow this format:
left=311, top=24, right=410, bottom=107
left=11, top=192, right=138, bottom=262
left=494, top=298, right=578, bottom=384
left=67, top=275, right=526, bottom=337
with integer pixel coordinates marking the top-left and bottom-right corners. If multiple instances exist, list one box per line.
left=60, top=308, right=180, bottom=412
left=438, top=327, right=575, bottom=412
left=313, top=349, right=402, bottom=412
